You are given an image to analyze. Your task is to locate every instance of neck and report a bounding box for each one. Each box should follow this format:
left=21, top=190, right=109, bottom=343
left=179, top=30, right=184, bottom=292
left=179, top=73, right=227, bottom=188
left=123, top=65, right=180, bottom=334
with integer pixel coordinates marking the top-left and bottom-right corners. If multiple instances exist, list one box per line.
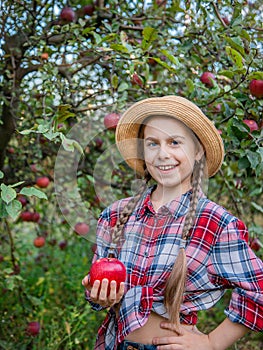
left=151, top=185, right=191, bottom=210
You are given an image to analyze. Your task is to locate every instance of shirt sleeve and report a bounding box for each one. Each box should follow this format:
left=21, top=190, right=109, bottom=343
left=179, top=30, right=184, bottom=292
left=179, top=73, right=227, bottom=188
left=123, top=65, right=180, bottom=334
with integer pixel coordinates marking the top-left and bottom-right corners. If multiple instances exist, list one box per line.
left=207, top=218, right=263, bottom=332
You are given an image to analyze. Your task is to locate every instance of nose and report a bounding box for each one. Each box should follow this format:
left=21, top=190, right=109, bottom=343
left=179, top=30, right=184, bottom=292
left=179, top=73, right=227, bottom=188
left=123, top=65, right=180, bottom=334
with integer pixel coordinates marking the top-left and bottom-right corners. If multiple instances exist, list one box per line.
left=157, top=144, right=170, bottom=159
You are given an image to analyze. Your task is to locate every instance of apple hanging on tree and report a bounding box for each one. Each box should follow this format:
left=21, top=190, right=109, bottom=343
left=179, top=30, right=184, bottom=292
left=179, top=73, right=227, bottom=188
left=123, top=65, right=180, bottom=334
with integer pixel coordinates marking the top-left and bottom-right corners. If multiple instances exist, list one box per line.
left=200, top=72, right=216, bottom=88
left=243, top=119, right=259, bottom=132
left=89, top=257, right=126, bottom=295
left=36, top=176, right=50, bottom=188
left=34, top=236, right=46, bottom=248
left=60, top=7, right=75, bottom=22
left=249, top=79, right=263, bottom=99
left=104, top=113, right=121, bottom=131
left=74, top=222, right=90, bottom=235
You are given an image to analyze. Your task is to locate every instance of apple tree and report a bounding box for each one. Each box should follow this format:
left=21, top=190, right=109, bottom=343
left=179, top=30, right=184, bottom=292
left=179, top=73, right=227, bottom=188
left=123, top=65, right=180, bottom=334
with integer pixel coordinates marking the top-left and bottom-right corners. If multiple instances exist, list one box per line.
left=0, top=0, right=262, bottom=347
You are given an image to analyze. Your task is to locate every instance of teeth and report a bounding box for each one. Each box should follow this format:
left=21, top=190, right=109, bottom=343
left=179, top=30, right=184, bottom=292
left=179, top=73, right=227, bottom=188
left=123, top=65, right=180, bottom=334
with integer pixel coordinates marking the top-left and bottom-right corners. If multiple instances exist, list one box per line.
left=157, top=165, right=175, bottom=170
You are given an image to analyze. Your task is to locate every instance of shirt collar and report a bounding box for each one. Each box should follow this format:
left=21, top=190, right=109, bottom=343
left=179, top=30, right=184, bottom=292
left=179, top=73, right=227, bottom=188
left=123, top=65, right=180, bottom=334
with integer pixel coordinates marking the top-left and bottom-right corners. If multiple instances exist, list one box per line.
left=134, top=185, right=194, bottom=220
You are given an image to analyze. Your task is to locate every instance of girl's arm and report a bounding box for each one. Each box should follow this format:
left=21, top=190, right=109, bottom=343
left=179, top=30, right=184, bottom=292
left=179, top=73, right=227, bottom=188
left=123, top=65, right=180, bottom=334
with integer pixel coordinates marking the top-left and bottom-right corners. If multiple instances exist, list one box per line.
left=208, top=318, right=250, bottom=350
left=153, top=317, right=250, bottom=350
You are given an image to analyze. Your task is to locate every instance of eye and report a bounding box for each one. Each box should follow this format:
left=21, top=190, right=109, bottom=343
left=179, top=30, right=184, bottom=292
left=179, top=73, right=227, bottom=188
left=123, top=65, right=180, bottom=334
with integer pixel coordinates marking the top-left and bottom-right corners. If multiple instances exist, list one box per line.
left=145, top=140, right=157, bottom=147
left=170, top=139, right=180, bottom=146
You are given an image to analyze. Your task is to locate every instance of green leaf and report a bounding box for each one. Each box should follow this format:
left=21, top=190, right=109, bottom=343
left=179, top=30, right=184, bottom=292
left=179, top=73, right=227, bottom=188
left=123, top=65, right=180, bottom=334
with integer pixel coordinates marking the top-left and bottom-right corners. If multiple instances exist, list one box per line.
left=149, top=57, right=177, bottom=73
left=160, top=49, right=180, bottom=66
left=247, top=71, right=263, bottom=80
left=0, top=171, right=4, bottom=179
left=56, top=104, right=75, bottom=123
left=0, top=184, right=16, bottom=204
left=141, top=27, right=158, bottom=51
left=0, top=198, right=8, bottom=218
left=218, top=70, right=235, bottom=79
left=92, top=32, right=102, bottom=44
left=185, top=78, right=195, bottom=93
left=110, top=43, right=129, bottom=54
left=118, top=81, right=129, bottom=92
left=251, top=202, right=263, bottom=214
left=20, top=187, right=48, bottom=200
left=225, top=46, right=244, bottom=69
left=6, top=199, right=22, bottom=219
left=246, top=149, right=260, bottom=170
left=111, top=75, right=118, bottom=89
left=224, top=36, right=245, bottom=56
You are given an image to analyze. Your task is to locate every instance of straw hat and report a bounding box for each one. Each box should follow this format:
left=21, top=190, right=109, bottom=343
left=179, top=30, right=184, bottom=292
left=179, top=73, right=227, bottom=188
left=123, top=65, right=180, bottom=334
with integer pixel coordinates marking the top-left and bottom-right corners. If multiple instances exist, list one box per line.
left=116, top=96, right=224, bottom=177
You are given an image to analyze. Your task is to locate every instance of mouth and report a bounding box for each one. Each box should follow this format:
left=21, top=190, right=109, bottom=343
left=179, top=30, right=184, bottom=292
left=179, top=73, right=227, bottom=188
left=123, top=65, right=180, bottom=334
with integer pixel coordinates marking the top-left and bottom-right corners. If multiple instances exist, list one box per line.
left=156, top=165, right=178, bottom=171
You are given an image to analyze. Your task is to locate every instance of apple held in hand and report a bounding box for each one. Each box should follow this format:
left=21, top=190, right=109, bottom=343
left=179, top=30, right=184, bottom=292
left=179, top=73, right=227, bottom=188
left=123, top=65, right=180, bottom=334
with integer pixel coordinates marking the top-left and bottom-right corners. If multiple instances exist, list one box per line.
left=89, top=257, right=126, bottom=294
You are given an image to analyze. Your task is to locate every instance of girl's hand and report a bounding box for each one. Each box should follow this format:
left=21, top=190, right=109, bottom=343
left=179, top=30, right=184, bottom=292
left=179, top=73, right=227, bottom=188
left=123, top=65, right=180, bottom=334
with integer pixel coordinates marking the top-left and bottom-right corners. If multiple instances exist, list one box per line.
left=82, top=275, right=125, bottom=308
left=152, top=322, right=214, bottom=350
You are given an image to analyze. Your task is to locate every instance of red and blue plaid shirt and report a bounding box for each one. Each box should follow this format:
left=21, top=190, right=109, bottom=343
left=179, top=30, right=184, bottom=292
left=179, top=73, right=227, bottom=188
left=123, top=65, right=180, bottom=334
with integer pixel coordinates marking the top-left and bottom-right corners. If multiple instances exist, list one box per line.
left=85, top=187, right=263, bottom=350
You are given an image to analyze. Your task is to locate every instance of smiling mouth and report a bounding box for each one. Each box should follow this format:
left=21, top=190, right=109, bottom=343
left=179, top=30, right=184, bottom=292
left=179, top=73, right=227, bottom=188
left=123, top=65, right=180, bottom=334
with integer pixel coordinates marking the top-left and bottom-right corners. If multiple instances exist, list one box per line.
left=156, top=165, right=177, bottom=171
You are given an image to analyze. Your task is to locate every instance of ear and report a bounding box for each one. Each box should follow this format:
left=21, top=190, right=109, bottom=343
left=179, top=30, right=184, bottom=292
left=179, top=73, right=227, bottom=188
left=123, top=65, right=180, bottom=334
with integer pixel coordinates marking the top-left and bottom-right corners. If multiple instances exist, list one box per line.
left=195, top=144, right=205, bottom=162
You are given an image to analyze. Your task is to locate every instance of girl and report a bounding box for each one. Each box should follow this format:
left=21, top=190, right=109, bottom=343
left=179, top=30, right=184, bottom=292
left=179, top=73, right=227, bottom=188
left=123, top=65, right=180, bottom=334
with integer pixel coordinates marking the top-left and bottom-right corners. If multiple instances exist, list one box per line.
left=82, top=96, right=263, bottom=350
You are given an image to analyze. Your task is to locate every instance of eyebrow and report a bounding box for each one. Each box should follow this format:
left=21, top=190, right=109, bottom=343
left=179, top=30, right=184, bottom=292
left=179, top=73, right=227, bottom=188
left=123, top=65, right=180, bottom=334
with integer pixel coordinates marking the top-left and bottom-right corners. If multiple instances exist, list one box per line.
left=144, top=135, right=186, bottom=140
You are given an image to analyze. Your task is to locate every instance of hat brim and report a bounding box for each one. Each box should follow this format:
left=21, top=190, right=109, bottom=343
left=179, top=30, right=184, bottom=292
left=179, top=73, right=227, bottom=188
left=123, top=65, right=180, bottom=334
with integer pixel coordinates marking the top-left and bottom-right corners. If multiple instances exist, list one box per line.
left=116, top=96, right=224, bottom=178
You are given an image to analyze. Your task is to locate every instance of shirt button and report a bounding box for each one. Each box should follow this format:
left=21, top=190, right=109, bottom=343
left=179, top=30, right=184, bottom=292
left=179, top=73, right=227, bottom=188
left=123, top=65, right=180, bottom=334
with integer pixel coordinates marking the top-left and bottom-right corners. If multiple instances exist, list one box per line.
left=144, top=251, right=148, bottom=257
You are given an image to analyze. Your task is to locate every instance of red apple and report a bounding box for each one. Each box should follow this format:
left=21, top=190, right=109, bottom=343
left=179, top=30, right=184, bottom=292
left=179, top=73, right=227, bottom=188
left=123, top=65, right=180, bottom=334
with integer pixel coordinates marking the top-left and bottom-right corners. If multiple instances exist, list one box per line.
left=222, top=16, right=230, bottom=25
left=249, top=237, right=262, bottom=252
left=94, top=137, right=103, bottom=149
left=20, top=211, right=33, bottom=222
left=7, top=147, right=15, bottom=154
left=41, top=52, right=49, bottom=60
left=103, top=113, right=120, bottom=130
left=83, top=4, right=95, bottom=16
left=131, top=73, right=144, bottom=87
left=59, top=240, right=68, bottom=250
left=60, top=7, right=75, bottom=22
left=249, top=79, right=263, bottom=98
left=18, top=195, right=27, bottom=207
left=26, top=321, right=41, bottom=336
left=74, top=222, right=90, bottom=235
left=243, top=119, right=259, bottom=132
left=34, top=236, right=45, bottom=248
left=32, top=212, right=40, bottom=223
left=89, top=257, right=126, bottom=294
left=200, top=72, right=216, bottom=88
left=36, top=176, right=50, bottom=188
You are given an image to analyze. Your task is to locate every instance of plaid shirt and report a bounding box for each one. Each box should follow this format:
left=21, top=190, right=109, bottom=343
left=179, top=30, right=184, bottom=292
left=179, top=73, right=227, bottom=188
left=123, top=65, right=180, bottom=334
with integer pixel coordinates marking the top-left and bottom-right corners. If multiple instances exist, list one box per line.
left=85, top=187, right=263, bottom=349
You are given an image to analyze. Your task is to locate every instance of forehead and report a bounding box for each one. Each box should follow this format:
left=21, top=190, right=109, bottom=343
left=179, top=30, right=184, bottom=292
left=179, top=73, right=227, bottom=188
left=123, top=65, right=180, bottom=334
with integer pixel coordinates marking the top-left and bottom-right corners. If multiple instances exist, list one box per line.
left=143, top=115, right=193, bottom=137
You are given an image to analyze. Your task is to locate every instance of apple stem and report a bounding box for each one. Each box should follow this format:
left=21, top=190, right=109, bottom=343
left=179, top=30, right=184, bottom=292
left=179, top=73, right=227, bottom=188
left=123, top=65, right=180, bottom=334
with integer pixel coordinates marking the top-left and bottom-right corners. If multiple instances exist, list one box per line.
left=108, top=245, right=116, bottom=258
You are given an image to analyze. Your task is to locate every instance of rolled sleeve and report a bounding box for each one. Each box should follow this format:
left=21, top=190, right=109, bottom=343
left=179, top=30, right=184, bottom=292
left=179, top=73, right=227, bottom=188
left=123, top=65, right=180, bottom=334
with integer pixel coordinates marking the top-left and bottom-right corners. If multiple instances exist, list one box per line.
left=208, top=218, right=263, bottom=331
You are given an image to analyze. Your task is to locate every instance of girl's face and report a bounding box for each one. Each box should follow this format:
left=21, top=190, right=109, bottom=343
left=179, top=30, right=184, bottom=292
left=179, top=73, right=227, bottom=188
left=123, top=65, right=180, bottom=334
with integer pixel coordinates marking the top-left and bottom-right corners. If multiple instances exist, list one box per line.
left=143, top=116, right=203, bottom=195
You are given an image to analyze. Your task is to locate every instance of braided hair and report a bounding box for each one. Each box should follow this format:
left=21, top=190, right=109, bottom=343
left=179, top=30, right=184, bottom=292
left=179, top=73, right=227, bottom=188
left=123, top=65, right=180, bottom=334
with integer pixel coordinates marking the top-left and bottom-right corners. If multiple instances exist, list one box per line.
left=110, top=168, right=152, bottom=247
left=164, top=156, right=206, bottom=334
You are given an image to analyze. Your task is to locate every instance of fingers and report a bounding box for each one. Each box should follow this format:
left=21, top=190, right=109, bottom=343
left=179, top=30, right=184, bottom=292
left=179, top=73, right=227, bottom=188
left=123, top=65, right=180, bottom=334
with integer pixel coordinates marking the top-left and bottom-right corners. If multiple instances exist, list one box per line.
left=88, top=279, right=125, bottom=307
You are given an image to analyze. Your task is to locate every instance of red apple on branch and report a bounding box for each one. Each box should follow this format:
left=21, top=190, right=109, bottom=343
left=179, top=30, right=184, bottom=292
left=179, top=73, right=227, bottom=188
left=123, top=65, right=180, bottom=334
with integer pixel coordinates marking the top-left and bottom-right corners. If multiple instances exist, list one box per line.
left=36, top=176, right=50, bottom=188
left=249, top=79, right=263, bottom=98
left=249, top=237, right=262, bottom=252
left=83, top=4, right=95, bottom=16
left=34, top=236, right=45, bottom=248
left=200, top=72, right=216, bottom=88
left=89, top=257, right=126, bottom=294
left=104, top=113, right=120, bottom=130
left=74, top=222, right=90, bottom=235
left=243, top=119, right=258, bottom=132
left=60, top=7, right=75, bottom=22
